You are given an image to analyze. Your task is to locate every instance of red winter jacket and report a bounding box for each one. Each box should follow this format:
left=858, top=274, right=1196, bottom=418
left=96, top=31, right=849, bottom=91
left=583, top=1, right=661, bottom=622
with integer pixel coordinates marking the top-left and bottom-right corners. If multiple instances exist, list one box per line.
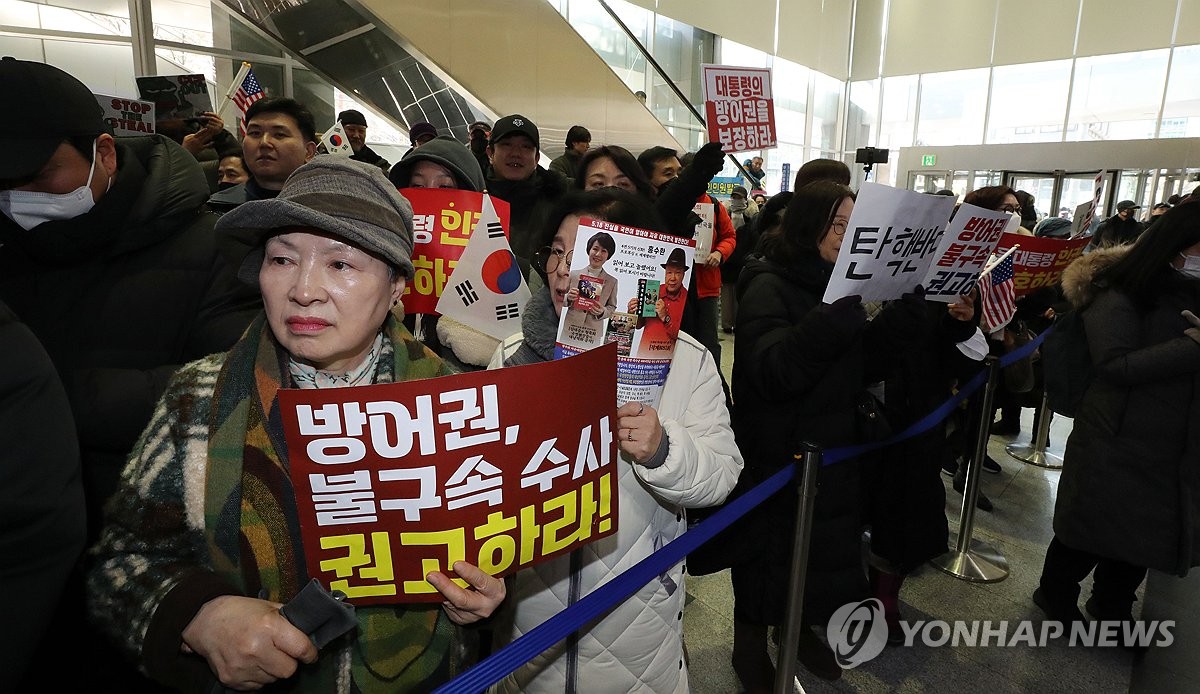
left=694, top=193, right=737, bottom=299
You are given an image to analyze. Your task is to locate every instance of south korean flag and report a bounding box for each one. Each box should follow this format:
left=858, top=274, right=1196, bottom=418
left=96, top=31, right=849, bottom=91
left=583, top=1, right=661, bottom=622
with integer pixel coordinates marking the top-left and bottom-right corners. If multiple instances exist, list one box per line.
left=435, top=194, right=530, bottom=341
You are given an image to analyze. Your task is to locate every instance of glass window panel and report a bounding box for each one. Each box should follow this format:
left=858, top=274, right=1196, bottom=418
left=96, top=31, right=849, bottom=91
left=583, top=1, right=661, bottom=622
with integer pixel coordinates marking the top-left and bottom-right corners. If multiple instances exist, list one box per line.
left=914, top=67, right=988, bottom=146
left=986, top=60, right=1072, bottom=143
left=154, top=47, right=216, bottom=84
left=1160, top=44, right=1200, bottom=138
left=847, top=80, right=877, bottom=151
left=878, top=75, right=918, bottom=150
left=151, top=0, right=212, bottom=46
left=334, top=88, right=407, bottom=146
left=0, top=35, right=45, bottom=62
left=811, top=70, right=843, bottom=152
left=564, top=0, right=651, bottom=95
left=17, top=2, right=132, bottom=36
left=656, top=15, right=713, bottom=111
left=1007, top=175, right=1056, bottom=221
left=45, top=40, right=136, bottom=95
left=773, top=58, right=808, bottom=125
left=1067, top=49, right=1168, bottom=142
left=1059, top=172, right=1111, bottom=223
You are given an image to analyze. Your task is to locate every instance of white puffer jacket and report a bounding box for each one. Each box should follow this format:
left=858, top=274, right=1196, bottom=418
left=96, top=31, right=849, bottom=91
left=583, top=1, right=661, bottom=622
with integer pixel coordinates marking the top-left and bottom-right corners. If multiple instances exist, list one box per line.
left=488, top=331, right=742, bottom=693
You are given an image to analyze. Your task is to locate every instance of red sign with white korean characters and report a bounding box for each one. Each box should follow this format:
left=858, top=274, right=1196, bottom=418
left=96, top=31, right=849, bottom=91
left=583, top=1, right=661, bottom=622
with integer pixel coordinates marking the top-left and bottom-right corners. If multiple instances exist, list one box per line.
left=279, top=343, right=619, bottom=605
left=994, top=233, right=1090, bottom=297
left=399, top=189, right=511, bottom=315
left=702, top=64, right=777, bottom=153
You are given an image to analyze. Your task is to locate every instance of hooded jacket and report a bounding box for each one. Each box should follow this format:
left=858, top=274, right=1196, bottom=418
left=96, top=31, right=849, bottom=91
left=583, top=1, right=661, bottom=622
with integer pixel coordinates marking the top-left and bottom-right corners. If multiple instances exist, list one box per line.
left=1054, top=247, right=1200, bottom=574
left=388, top=136, right=485, bottom=192
left=0, top=134, right=261, bottom=537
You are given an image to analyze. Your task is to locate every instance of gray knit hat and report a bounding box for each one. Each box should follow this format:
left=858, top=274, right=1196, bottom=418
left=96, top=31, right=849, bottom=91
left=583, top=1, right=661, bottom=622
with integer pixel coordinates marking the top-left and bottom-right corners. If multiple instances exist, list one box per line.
left=218, top=157, right=415, bottom=283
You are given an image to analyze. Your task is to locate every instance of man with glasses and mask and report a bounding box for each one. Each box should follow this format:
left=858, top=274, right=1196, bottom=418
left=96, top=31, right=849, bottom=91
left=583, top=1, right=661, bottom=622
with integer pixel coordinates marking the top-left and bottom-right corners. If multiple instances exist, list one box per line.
left=0, top=57, right=260, bottom=692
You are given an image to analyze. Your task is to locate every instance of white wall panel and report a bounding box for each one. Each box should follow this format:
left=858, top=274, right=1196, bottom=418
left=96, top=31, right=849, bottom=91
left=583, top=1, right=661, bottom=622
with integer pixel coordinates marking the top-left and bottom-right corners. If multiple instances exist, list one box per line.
left=657, top=0, right=776, bottom=54
left=777, top=0, right=852, bottom=80
left=850, top=0, right=885, bottom=80
left=1076, top=0, right=1177, bottom=57
left=882, top=0, right=997, bottom=77
left=993, top=0, right=1080, bottom=66
left=1178, top=0, right=1200, bottom=46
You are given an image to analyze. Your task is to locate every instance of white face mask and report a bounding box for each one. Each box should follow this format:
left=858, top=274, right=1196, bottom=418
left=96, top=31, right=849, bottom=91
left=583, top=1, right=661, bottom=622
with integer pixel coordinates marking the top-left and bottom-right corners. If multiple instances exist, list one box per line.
left=1177, top=253, right=1200, bottom=280
left=0, top=140, right=105, bottom=231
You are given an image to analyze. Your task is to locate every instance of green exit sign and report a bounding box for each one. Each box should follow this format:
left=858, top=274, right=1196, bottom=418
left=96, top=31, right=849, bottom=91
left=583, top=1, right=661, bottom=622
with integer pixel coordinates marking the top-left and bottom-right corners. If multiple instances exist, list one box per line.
left=921, top=154, right=937, bottom=167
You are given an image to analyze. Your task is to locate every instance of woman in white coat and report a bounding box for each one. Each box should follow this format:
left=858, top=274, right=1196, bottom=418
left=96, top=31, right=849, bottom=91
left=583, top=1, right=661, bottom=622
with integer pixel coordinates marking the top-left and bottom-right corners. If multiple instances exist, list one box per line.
left=489, top=187, right=742, bottom=693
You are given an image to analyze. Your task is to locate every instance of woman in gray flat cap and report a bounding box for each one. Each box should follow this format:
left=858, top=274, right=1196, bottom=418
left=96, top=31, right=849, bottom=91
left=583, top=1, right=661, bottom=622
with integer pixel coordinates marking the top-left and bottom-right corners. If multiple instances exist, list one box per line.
left=88, top=158, right=504, bottom=693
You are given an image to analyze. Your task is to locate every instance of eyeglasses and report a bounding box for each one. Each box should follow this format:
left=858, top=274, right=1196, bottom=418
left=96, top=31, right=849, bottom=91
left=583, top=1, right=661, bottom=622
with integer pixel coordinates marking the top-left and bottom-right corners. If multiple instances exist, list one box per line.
left=828, top=220, right=849, bottom=236
left=1000, top=205, right=1021, bottom=213
left=539, top=246, right=574, bottom=273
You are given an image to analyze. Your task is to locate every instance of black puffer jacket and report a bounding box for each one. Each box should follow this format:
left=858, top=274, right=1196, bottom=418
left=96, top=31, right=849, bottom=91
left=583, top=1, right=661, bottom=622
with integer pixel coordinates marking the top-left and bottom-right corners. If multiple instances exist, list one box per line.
left=0, top=301, right=85, bottom=683
left=485, top=165, right=570, bottom=276
left=0, top=135, right=261, bottom=536
left=1054, top=248, right=1200, bottom=575
left=726, top=252, right=900, bottom=624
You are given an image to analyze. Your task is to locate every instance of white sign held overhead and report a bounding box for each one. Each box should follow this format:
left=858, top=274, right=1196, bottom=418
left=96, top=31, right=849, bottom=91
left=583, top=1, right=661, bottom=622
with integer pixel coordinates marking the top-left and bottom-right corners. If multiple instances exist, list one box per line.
left=822, top=183, right=956, bottom=304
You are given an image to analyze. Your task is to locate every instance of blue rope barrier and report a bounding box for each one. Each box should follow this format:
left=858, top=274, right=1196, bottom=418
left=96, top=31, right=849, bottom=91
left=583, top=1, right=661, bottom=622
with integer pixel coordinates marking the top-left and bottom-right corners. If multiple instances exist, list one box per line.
left=434, top=324, right=1053, bottom=693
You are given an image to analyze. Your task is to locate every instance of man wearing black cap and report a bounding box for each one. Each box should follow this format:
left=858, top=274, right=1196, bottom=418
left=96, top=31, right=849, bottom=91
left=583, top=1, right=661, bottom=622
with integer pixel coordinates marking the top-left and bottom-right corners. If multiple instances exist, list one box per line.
left=1091, top=199, right=1145, bottom=248
left=338, top=108, right=391, bottom=172
left=0, top=57, right=260, bottom=692
left=485, top=114, right=569, bottom=277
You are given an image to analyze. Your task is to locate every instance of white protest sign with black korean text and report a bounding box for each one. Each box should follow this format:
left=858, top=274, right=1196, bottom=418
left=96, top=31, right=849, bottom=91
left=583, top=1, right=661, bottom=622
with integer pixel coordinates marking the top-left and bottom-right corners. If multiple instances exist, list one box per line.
left=692, top=202, right=715, bottom=257
left=920, top=203, right=1014, bottom=302
left=822, top=183, right=955, bottom=304
left=95, top=94, right=155, bottom=135
left=435, top=194, right=530, bottom=341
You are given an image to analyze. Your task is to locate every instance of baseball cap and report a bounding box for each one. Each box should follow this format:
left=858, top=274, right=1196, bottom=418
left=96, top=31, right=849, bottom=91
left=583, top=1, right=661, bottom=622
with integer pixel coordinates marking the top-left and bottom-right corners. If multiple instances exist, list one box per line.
left=337, top=109, right=368, bottom=127
left=409, top=122, right=438, bottom=146
left=0, top=57, right=105, bottom=179
left=731, top=185, right=748, bottom=198
left=1116, top=200, right=1140, bottom=211
left=489, top=114, right=539, bottom=149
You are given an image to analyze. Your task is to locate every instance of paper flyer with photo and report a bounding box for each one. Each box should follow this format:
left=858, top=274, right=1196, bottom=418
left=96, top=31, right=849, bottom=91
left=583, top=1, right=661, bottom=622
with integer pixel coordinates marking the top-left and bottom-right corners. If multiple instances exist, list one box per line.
left=135, top=74, right=212, bottom=130
left=554, top=217, right=695, bottom=407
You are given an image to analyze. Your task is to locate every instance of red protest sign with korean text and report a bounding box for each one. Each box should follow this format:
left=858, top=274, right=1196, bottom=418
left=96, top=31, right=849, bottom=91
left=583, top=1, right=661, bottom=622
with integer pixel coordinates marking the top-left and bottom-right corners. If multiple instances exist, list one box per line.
left=399, top=189, right=511, bottom=315
left=701, top=65, right=777, bottom=153
left=279, top=343, right=619, bottom=605
left=994, top=233, right=1090, bottom=297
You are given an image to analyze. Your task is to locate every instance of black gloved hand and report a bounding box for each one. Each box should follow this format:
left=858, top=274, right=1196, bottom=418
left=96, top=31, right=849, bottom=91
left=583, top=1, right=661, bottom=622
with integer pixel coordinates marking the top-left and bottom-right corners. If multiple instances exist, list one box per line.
left=817, top=294, right=868, bottom=339
left=690, top=141, right=727, bottom=182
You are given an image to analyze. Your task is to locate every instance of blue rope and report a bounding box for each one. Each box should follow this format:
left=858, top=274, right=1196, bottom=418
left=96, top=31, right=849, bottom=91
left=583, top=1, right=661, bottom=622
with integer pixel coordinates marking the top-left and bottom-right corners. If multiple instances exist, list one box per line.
left=434, top=324, right=1052, bottom=693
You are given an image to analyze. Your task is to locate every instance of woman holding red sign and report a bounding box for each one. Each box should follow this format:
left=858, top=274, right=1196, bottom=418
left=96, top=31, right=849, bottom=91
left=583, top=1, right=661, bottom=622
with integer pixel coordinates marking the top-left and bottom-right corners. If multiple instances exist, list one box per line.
left=88, top=158, right=504, bottom=693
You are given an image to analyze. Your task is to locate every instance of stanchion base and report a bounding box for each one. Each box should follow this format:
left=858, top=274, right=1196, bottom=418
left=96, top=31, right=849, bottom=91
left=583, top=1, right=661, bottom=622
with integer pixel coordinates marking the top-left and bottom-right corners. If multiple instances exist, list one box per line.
left=1005, top=444, right=1064, bottom=469
left=930, top=535, right=1009, bottom=583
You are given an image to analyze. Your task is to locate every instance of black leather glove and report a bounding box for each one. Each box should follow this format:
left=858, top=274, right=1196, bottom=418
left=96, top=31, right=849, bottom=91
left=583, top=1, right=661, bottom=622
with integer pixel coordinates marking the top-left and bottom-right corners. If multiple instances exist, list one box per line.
left=817, top=294, right=868, bottom=339
left=654, top=142, right=729, bottom=237
left=690, top=141, right=727, bottom=181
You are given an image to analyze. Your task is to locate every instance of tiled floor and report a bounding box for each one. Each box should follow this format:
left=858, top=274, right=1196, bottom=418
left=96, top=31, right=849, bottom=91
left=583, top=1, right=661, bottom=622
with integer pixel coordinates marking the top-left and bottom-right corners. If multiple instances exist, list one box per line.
left=681, top=330, right=1195, bottom=693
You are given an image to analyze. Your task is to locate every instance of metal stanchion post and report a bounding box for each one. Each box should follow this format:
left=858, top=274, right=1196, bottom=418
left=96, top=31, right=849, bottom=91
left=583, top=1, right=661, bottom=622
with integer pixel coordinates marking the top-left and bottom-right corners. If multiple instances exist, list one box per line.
left=775, top=443, right=822, bottom=694
left=931, top=356, right=1010, bottom=582
left=1005, top=389, right=1063, bottom=469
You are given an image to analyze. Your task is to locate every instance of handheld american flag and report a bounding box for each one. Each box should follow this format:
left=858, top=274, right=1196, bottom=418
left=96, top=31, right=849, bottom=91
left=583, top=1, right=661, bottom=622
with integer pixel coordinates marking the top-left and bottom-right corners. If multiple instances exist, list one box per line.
left=229, top=65, right=266, bottom=135
left=979, top=252, right=1016, bottom=333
